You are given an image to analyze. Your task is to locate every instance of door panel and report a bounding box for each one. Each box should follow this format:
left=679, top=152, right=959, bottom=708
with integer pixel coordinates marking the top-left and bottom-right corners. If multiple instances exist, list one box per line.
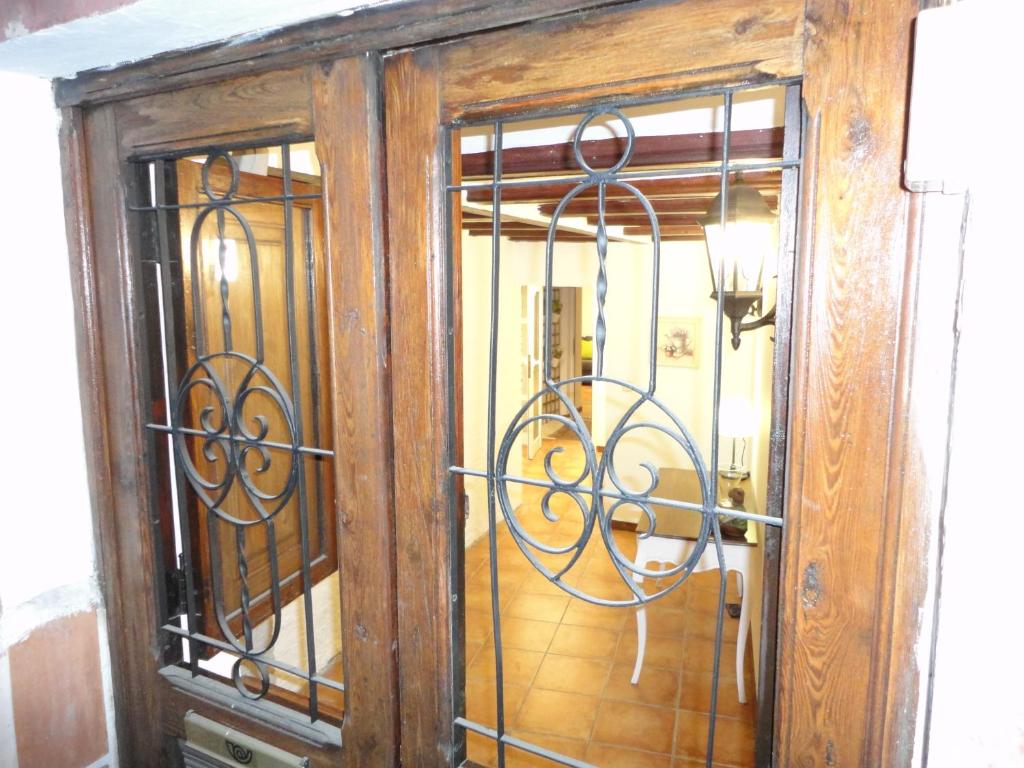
left=63, top=2, right=929, bottom=766
left=385, top=2, right=804, bottom=765
left=174, top=158, right=337, bottom=645
left=78, top=59, right=398, bottom=767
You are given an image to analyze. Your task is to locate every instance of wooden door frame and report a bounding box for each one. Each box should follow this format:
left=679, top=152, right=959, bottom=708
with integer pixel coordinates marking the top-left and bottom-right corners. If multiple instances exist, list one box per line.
left=59, top=55, right=401, bottom=767
left=57, top=0, right=939, bottom=766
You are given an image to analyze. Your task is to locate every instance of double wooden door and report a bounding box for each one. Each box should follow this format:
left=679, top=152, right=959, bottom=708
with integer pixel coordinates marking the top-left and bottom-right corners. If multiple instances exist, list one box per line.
left=67, top=0, right=920, bottom=766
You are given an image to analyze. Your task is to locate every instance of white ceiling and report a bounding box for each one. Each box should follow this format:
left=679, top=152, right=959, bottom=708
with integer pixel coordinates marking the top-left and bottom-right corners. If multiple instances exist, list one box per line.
left=0, top=0, right=390, bottom=79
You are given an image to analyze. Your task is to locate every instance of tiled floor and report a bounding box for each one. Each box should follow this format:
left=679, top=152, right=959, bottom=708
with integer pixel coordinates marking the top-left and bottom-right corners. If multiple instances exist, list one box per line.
left=463, top=426, right=756, bottom=767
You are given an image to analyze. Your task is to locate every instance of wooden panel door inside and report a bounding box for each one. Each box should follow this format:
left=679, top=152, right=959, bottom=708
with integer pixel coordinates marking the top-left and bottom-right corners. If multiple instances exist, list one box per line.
left=173, top=158, right=337, bottom=643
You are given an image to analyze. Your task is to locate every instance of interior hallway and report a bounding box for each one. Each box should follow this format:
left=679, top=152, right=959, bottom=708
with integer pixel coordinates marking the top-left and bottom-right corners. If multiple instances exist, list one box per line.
left=463, top=401, right=756, bottom=767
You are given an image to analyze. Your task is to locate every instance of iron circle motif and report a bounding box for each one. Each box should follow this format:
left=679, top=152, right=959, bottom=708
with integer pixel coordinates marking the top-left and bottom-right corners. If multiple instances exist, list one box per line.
left=225, top=740, right=254, bottom=765
left=494, top=377, right=713, bottom=607
left=571, top=108, right=636, bottom=176
left=231, top=656, right=271, bottom=701
left=201, top=149, right=240, bottom=201
left=173, top=351, right=300, bottom=527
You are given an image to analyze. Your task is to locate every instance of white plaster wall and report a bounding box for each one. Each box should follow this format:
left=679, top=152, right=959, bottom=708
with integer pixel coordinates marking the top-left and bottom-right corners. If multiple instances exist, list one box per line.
left=462, top=234, right=554, bottom=546
left=924, top=174, right=1024, bottom=767
left=0, top=0, right=388, bottom=78
left=460, top=232, right=771, bottom=553
left=0, top=72, right=116, bottom=766
left=598, top=239, right=766, bottom=497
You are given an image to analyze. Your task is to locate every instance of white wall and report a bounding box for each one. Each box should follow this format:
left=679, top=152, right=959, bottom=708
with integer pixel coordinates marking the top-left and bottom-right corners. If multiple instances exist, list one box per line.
left=461, top=231, right=773, bottom=600
left=0, top=0, right=386, bottom=78
left=0, top=72, right=117, bottom=766
left=924, top=169, right=1024, bottom=766
left=597, top=239, right=767, bottom=502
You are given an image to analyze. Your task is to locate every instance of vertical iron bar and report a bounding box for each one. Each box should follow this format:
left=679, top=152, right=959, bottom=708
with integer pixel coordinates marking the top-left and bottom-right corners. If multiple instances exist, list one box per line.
left=755, top=82, right=803, bottom=767
left=646, top=193, right=662, bottom=396
left=593, top=180, right=608, bottom=379
left=444, top=124, right=469, bottom=766
left=154, top=158, right=201, bottom=676
left=485, top=121, right=507, bottom=768
left=281, top=144, right=320, bottom=721
left=215, top=207, right=233, bottom=352
left=704, top=90, right=734, bottom=768
left=236, top=526, right=254, bottom=651
left=302, top=208, right=327, bottom=552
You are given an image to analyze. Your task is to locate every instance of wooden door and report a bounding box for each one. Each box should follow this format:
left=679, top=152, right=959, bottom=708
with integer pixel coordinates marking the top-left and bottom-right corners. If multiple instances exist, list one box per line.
left=61, top=0, right=925, bottom=765
left=69, top=57, right=399, bottom=767
left=384, top=3, right=805, bottom=766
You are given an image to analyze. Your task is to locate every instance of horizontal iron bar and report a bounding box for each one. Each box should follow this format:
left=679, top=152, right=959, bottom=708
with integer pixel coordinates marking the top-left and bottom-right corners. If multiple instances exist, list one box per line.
left=455, top=718, right=596, bottom=767
left=161, top=624, right=344, bottom=693
left=147, top=422, right=334, bottom=457
left=129, top=193, right=322, bottom=212
left=446, top=158, right=801, bottom=193
left=449, top=465, right=784, bottom=527
left=160, top=666, right=341, bottom=747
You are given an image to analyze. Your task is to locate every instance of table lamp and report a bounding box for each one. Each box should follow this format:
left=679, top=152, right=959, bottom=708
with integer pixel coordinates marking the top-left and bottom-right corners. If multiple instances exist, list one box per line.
left=718, top=395, right=755, bottom=479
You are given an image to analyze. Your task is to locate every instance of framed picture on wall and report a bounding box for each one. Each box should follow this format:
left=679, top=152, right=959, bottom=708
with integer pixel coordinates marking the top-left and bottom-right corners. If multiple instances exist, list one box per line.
left=657, top=316, right=701, bottom=369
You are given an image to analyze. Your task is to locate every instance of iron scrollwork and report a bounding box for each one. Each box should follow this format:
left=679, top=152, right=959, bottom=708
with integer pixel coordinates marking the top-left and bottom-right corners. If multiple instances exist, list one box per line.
left=492, top=109, right=717, bottom=607
left=138, top=146, right=332, bottom=710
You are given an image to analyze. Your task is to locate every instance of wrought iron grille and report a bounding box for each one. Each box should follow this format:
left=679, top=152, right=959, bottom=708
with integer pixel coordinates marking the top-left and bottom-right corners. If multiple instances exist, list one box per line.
left=130, top=143, right=341, bottom=733
left=447, top=82, right=801, bottom=767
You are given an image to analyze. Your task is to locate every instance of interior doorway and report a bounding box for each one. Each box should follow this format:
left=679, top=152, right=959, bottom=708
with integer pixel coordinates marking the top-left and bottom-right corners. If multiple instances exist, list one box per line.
left=452, top=82, right=798, bottom=766
left=61, top=0, right=937, bottom=765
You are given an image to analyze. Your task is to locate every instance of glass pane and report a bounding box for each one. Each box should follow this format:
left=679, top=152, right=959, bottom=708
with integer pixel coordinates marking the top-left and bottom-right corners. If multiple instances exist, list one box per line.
left=132, top=141, right=343, bottom=727
left=450, top=84, right=797, bottom=766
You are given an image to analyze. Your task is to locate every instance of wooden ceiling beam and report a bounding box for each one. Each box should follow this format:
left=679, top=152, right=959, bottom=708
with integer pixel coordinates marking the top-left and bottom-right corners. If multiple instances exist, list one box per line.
left=461, top=127, right=784, bottom=178
left=539, top=194, right=778, bottom=217
left=586, top=214, right=701, bottom=227
left=479, top=232, right=596, bottom=241
left=465, top=169, right=781, bottom=204
left=624, top=225, right=704, bottom=237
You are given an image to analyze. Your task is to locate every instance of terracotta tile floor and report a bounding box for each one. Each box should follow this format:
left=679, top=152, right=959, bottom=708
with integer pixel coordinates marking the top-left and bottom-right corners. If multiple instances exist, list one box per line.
left=463, top=431, right=757, bottom=768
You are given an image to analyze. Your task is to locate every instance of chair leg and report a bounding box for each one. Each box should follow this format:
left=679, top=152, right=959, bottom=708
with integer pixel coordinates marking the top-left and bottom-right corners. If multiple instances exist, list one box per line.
left=631, top=607, right=647, bottom=685
left=630, top=538, right=649, bottom=686
left=736, top=570, right=750, bottom=704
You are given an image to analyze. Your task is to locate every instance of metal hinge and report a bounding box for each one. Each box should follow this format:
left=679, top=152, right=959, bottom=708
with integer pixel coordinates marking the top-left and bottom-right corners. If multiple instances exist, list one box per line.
left=166, top=557, right=188, bottom=618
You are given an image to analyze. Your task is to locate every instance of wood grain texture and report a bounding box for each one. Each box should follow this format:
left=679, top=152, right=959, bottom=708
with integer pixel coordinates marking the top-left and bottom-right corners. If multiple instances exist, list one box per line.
left=78, top=103, right=167, bottom=767
left=776, top=1, right=920, bottom=765
left=55, top=0, right=631, bottom=107
left=115, top=67, right=313, bottom=157
left=439, top=0, right=803, bottom=121
left=74, top=75, right=347, bottom=767
left=312, top=54, right=401, bottom=767
left=59, top=103, right=140, bottom=763
left=873, top=191, right=966, bottom=765
left=384, top=48, right=457, bottom=766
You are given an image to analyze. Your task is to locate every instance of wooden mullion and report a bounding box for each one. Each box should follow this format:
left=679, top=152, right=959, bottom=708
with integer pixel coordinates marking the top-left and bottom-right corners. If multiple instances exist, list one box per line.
left=312, top=53, right=401, bottom=767
left=384, top=47, right=457, bottom=766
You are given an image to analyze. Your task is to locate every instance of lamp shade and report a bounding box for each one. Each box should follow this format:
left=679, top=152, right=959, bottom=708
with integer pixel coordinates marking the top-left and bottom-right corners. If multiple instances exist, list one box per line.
left=718, top=396, right=756, bottom=438
left=701, top=184, right=777, bottom=296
